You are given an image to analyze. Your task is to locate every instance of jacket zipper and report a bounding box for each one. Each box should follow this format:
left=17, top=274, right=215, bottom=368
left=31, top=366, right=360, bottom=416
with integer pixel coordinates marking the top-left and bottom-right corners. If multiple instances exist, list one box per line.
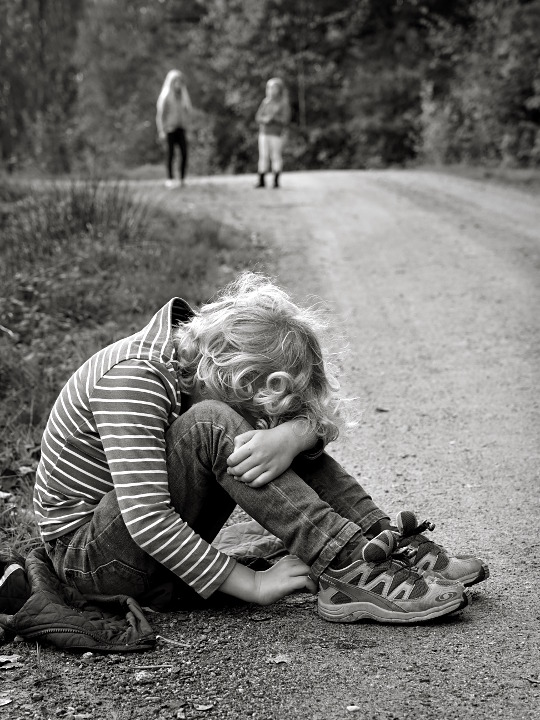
left=23, top=626, right=153, bottom=646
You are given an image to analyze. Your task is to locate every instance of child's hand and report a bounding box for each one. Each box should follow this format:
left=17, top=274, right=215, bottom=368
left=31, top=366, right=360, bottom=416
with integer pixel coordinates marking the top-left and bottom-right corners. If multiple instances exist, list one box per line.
left=254, top=556, right=317, bottom=605
left=218, top=555, right=317, bottom=605
left=227, top=424, right=304, bottom=488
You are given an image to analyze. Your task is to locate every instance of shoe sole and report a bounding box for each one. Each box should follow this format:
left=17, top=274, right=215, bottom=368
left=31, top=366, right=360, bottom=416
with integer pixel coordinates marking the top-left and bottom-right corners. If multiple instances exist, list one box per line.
left=318, top=591, right=468, bottom=624
left=456, top=561, right=490, bottom=587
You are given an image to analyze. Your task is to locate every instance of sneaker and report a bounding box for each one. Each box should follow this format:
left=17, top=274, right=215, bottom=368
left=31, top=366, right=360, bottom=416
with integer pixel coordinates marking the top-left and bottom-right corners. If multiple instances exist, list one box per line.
left=318, top=555, right=468, bottom=624
left=399, top=534, right=489, bottom=587
left=363, top=511, right=489, bottom=587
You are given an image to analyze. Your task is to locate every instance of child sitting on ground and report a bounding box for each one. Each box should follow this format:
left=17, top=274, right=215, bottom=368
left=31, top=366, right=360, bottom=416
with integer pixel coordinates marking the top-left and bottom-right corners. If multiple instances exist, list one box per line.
left=34, top=273, right=488, bottom=624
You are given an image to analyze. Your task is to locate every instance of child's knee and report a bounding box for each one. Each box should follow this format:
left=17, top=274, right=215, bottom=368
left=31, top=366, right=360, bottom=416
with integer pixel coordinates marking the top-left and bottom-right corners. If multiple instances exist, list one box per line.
left=181, top=399, right=244, bottom=427
left=167, top=400, right=249, bottom=452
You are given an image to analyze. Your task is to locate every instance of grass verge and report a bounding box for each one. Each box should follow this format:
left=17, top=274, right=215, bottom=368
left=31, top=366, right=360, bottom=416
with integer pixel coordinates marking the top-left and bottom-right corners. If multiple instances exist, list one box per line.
left=0, top=175, right=269, bottom=555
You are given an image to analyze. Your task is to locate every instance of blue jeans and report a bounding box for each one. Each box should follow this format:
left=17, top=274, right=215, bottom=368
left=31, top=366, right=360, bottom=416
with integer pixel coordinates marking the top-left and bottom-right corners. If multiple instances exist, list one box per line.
left=46, top=401, right=387, bottom=601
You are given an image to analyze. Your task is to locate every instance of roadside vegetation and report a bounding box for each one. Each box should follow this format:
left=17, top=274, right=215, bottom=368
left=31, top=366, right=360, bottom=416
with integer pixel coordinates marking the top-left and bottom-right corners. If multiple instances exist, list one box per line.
left=0, top=177, right=260, bottom=555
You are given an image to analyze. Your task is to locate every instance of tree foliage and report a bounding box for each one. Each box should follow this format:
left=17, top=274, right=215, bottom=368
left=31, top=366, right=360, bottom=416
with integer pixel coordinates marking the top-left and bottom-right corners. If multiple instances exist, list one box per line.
left=1, top=0, right=539, bottom=174
left=0, top=0, right=83, bottom=171
left=421, top=0, right=540, bottom=165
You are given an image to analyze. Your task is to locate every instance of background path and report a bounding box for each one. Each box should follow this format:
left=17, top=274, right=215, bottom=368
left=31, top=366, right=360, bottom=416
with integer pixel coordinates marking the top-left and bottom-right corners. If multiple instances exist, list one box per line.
left=151, top=169, right=540, bottom=719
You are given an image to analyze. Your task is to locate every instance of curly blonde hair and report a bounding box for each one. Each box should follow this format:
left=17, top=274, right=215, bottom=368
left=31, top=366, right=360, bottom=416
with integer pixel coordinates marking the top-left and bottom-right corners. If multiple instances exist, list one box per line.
left=173, top=273, right=340, bottom=442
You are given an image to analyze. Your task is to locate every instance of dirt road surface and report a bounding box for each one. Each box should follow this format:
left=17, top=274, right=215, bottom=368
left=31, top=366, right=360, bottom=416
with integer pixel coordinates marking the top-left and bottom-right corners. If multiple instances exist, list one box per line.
left=5, top=170, right=539, bottom=719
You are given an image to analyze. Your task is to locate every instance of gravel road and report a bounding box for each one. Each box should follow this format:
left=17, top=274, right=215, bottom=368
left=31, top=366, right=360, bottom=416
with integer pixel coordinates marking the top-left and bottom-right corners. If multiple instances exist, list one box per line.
left=3, top=169, right=539, bottom=720
left=182, top=169, right=540, bottom=719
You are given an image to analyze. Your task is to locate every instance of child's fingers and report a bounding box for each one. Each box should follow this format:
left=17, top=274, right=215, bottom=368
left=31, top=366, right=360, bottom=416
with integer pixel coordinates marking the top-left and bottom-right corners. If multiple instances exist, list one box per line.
left=246, top=471, right=275, bottom=488
left=234, top=465, right=270, bottom=485
left=241, top=460, right=287, bottom=486
left=227, top=444, right=254, bottom=467
left=232, top=430, right=257, bottom=451
left=273, top=556, right=315, bottom=593
left=286, top=575, right=314, bottom=594
left=227, top=455, right=260, bottom=476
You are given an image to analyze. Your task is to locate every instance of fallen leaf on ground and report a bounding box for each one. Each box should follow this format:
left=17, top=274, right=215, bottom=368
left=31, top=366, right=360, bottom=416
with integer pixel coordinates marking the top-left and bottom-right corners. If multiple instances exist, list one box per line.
left=134, top=670, right=154, bottom=684
left=0, top=655, right=21, bottom=663
left=0, top=654, right=22, bottom=670
left=18, top=465, right=36, bottom=475
left=267, top=654, right=290, bottom=664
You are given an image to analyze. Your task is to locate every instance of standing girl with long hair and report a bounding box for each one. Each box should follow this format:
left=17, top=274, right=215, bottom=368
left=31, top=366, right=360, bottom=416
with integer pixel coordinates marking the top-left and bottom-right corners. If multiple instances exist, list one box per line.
left=255, top=77, right=291, bottom=188
left=156, top=69, right=193, bottom=187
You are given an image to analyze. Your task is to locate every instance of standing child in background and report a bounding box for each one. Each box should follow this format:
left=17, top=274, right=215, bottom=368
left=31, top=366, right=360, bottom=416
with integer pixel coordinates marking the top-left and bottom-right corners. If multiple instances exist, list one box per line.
left=255, top=78, right=291, bottom=189
left=34, top=273, right=488, bottom=625
left=156, top=69, right=193, bottom=188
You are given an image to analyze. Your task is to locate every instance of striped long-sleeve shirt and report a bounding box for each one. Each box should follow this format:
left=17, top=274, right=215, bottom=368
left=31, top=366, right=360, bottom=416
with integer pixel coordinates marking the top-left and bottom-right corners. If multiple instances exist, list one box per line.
left=34, top=299, right=236, bottom=598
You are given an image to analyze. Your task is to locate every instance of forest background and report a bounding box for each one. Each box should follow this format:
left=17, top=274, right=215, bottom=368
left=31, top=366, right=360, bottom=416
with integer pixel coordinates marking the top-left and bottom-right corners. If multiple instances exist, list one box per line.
left=2, top=0, right=540, bottom=176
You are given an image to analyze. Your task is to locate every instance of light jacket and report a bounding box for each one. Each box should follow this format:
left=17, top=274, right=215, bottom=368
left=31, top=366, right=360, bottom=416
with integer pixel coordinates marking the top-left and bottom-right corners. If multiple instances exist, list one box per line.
left=157, top=93, right=191, bottom=135
left=256, top=98, right=290, bottom=136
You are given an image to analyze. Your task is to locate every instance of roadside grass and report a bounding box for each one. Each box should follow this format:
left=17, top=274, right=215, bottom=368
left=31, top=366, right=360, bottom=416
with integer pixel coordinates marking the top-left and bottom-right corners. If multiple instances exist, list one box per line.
left=0, top=175, right=264, bottom=556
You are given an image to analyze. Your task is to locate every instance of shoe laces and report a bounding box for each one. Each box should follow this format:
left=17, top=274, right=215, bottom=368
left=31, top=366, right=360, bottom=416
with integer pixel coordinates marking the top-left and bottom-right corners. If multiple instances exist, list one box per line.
left=364, top=551, right=429, bottom=598
left=404, top=534, right=450, bottom=571
left=363, top=512, right=442, bottom=566
left=366, top=550, right=422, bottom=585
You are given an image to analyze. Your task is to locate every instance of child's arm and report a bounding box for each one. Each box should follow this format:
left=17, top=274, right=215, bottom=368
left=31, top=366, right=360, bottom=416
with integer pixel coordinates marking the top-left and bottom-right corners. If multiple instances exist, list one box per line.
left=278, top=100, right=291, bottom=126
left=156, top=97, right=167, bottom=140
left=218, top=555, right=316, bottom=604
left=90, top=360, right=237, bottom=599
left=226, top=419, right=321, bottom=488
left=255, top=99, right=271, bottom=124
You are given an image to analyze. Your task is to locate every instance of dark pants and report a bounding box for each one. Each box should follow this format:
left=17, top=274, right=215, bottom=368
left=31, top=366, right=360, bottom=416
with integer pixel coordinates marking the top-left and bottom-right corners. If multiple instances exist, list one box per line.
left=167, top=127, right=188, bottom=180
left=45, top=401, right=387, bottom=601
